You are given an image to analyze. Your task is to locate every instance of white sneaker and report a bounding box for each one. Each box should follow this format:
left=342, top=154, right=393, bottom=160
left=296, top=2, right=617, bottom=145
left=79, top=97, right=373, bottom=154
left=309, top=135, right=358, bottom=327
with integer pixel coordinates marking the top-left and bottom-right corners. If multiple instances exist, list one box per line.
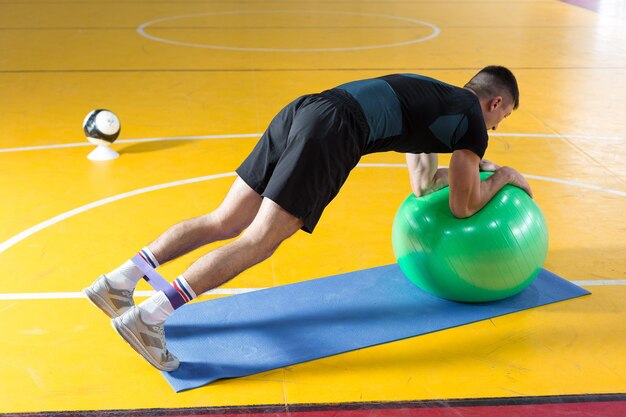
left=111, top=306, right=179, bottom=372
left=83, top=275, right=134, bottom=318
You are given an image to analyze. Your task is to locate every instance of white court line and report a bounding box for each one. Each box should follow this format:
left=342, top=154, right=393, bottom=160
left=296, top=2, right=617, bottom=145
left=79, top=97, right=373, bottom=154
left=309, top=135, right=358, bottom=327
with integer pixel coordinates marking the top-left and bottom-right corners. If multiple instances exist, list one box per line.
left=491, top=132, right=626, bottom=141
left=1, top=131, right=625, bottom=153
left=0, top=288, right=261, bottom=301
left=358, top=164, right=626, bottom=197
left=0, top=133, right=261, bottom=153
left=0, top=280, right=624, bottom=301
left=523, top=174, right=625, bottom=197
left=573, top=280, right=626, bottom=286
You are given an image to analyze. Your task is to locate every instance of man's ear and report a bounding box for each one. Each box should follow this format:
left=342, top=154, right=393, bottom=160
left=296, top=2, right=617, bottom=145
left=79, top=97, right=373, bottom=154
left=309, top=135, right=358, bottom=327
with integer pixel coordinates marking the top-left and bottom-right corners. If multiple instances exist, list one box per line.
left=489, top=96, right=503, bottom=111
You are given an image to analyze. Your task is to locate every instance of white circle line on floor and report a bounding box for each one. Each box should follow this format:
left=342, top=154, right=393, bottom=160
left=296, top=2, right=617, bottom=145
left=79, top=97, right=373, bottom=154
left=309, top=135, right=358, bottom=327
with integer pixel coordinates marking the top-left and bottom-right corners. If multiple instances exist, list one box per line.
left=0, top=165, right=623, bottom=259
left=136, top=10, right=440, bottom=52
left=0, top=172, right=238, bottom=255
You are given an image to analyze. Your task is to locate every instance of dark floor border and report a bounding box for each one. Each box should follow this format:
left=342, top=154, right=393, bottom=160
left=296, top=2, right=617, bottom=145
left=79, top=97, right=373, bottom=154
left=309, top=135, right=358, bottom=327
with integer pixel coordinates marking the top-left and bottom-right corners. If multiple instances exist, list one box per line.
left=2, top=393, right=625, bottom=417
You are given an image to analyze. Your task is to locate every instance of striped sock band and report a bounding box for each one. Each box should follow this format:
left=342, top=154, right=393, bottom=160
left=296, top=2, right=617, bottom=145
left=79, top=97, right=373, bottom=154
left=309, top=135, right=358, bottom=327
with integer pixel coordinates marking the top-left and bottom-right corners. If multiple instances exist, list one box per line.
left=172, top=275, right=197, bottom=303
left=106, top=247, right=160, bottom=290
left=138, top=247, right=160, bottom=269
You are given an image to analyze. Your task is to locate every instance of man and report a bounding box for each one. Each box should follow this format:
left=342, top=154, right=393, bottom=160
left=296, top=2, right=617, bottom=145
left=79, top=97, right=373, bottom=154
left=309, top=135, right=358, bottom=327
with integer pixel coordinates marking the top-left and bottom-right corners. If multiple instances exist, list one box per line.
left=84, top=66, right=532, bottom=371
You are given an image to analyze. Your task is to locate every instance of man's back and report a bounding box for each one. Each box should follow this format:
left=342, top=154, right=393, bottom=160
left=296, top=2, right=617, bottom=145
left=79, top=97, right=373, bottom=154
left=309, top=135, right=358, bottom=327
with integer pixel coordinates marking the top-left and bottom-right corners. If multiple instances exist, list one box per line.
left=335, top=74, right=489, bottom=158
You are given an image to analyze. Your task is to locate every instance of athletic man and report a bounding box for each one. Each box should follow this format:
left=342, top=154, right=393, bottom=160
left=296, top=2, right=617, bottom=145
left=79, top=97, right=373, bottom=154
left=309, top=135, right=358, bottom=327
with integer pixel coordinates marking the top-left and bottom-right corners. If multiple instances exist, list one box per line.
left=84, top=66, right=531, bottom=371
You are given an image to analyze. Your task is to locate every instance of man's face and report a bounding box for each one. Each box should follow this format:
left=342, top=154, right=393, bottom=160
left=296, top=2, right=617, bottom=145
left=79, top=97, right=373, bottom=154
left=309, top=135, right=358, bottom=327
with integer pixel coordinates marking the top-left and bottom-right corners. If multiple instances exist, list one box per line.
left=484, top=97, right=515, bottom=131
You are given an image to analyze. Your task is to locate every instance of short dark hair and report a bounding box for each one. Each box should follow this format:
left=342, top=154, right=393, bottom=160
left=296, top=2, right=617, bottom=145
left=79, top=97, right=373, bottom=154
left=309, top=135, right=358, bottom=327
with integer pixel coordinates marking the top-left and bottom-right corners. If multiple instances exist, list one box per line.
left=465, top=66, right=520, bottom=110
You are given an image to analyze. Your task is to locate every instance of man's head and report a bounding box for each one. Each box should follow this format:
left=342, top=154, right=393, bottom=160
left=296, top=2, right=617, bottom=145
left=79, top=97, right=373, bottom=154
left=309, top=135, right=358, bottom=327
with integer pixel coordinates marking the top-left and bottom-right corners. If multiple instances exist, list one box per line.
left=464, top=66, right=519, bottom=131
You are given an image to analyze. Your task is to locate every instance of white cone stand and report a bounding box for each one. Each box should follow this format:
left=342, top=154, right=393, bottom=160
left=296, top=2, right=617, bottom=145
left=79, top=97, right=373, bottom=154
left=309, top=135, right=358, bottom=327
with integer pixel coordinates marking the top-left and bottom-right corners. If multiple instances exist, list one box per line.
left=87, top=138, right=119, bottom=161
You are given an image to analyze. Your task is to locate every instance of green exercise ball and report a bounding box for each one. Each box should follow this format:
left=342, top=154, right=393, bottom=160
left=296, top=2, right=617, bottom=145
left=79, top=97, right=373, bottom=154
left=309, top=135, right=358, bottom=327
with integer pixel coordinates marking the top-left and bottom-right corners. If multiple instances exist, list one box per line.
left=392, top=172, right=548, bottom=302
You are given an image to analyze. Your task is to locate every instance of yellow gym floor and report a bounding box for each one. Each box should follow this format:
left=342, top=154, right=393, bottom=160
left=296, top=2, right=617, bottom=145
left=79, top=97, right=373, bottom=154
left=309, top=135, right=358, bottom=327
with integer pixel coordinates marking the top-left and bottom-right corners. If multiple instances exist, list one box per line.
left=0, top=0, right=624, bottom=415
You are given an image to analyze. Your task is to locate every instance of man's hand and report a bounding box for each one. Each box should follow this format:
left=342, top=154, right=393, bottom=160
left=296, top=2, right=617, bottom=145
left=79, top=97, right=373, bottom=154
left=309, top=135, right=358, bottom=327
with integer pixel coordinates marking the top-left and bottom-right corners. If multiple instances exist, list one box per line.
left=498, top=166, right=533, bottom=197
left=479, top=159, right=531, bottom=196
left=479, top=159, right=500, bottom=172
left=416, top=168, right=449, bottom=196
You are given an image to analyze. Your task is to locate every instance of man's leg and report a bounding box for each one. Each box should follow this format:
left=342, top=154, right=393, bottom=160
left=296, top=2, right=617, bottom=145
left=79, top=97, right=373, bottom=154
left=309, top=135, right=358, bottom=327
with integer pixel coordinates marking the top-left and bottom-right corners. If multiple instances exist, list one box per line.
left=84, top=177, right=263, bottom=318
left=111, top=197, right=303, bottom=371
left=182, top=196, right=304, bottom=295
left=147, top=176, right=263, bottom=264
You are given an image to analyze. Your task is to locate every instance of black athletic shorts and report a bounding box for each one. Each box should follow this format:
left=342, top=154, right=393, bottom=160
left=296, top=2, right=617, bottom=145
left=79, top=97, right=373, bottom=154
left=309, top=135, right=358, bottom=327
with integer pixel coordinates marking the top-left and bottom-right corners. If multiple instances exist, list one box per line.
left=236, top=89, right=369, bottom=233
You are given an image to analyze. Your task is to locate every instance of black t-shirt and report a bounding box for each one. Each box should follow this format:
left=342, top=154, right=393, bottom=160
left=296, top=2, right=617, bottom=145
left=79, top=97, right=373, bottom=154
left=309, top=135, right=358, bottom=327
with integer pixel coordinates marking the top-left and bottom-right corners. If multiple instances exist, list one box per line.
left=335, top=74, right=488, bottom=158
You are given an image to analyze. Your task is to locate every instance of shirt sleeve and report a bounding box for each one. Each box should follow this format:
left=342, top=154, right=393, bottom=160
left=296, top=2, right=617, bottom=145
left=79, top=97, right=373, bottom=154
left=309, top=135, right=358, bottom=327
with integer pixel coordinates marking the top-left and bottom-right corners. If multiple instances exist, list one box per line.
left=451, top=104, right=488, bottom=159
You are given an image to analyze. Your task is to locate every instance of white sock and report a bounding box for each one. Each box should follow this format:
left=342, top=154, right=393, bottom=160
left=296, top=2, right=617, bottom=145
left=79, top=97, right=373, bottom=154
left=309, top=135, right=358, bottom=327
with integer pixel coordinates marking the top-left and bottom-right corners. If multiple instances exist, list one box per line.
left=139, top=291, right=174, bottom=325
left=173, top=275, right=198, bottom=302
left=106, top=247, right=160, bottom=290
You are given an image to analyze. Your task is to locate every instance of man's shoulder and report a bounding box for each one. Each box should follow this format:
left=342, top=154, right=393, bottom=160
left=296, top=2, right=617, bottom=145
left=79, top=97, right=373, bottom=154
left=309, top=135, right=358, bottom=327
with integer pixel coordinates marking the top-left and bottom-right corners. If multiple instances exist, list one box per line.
left=382, top=73, right=457, bottom=89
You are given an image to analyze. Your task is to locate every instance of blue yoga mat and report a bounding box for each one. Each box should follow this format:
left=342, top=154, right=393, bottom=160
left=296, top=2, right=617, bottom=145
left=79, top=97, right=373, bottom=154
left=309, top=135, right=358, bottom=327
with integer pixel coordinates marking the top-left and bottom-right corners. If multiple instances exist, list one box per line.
left=162, top=264, right=590, bottom=392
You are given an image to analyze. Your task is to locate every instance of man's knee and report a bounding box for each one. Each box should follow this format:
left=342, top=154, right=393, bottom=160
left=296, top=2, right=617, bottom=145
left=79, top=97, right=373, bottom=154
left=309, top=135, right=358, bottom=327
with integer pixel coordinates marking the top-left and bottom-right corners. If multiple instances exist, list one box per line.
left=237, top=229, right=284, bottom=263
left=206, top=178, right=263, bottom=239
left=236, top=199, right=303, bottom=259
left=203, top=210, right=248, bottom=240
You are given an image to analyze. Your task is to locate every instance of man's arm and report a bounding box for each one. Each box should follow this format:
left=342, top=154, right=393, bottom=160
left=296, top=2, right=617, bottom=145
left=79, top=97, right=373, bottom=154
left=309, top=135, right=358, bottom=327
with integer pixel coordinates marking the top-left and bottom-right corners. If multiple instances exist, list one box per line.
left=406, top=153, right=449, bottom=197
left=448, top=149, right=532, bottom=218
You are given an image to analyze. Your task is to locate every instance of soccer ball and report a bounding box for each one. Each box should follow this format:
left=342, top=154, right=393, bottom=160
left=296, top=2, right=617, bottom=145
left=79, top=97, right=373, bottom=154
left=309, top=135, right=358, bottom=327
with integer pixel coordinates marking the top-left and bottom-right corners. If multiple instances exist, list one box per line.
left=83, top=109, right=121, bottom=146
